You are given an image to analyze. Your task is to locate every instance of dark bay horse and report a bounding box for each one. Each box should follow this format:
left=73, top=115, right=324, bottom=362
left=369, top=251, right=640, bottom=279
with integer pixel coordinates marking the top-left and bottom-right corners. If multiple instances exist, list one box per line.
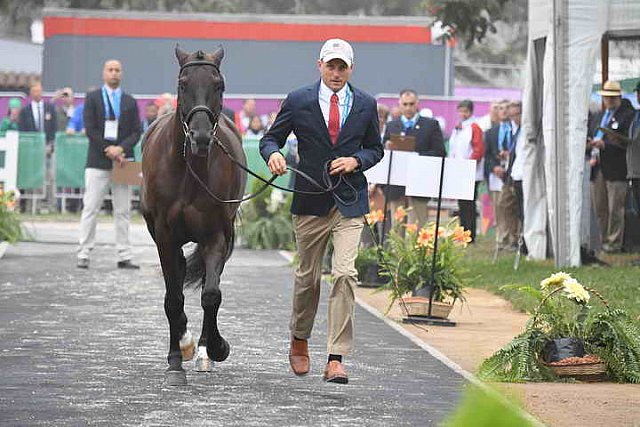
left=141, top=46, right=246, bottom=385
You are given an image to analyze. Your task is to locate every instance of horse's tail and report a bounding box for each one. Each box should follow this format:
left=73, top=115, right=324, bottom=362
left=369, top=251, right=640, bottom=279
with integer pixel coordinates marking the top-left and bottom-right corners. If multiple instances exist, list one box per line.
left=183, top=244, right=206, bottom=290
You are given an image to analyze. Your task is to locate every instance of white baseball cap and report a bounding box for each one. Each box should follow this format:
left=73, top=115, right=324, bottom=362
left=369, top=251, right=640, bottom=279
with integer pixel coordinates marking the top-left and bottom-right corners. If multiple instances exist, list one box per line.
left=319, top=38, right=354, bottom=67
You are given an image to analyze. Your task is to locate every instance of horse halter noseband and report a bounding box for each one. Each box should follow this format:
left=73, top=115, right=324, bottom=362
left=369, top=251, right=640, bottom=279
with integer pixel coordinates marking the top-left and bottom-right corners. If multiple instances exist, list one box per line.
left=178, top=59, right=225, bottom=158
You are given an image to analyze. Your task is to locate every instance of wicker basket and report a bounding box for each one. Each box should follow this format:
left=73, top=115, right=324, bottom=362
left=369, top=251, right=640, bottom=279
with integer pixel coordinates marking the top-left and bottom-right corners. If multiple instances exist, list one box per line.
left=545, top=358, right=607, bottom=382
left=401, top=297, right=453, bottom=319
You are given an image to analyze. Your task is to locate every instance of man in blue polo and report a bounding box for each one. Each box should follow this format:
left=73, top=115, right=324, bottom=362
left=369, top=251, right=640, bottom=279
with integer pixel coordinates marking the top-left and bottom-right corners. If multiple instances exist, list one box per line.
left=260, top=39, right=383, bottom=384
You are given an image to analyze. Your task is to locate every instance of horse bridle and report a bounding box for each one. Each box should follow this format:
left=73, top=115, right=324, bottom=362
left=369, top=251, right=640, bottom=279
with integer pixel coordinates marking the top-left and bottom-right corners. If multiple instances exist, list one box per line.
left=178, top=59, right=225, bottom=158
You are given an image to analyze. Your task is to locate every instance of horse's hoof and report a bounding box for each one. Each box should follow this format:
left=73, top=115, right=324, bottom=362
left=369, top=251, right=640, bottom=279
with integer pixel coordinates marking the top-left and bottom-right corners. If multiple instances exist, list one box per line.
left=164, top=369, right=187, bottom=386
left=180, top=331, right=196, bottom=361
left=194, top=346, right=212, bottom=372
left=209, top=338, right=230, bottom=362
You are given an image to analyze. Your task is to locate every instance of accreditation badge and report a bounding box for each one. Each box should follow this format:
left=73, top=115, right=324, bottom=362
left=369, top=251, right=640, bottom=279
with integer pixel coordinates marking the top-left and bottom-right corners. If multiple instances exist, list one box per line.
left=104, top=120, right=119, bottom=141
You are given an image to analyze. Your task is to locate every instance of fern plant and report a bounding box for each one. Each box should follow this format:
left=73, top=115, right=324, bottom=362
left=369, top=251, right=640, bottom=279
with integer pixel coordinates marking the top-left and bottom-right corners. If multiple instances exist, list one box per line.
left=479, top=327, right=555, bottom=382
left=586, top=309, right=640, bottom=383
left=479, top=273, right=640, bottom=383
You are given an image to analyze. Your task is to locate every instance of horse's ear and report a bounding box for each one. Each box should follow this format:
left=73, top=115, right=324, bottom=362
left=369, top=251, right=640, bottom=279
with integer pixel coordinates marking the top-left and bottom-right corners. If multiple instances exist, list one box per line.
left=175, top=44, right=190, bottom=66
left=211, top=45, right=224, bottom=67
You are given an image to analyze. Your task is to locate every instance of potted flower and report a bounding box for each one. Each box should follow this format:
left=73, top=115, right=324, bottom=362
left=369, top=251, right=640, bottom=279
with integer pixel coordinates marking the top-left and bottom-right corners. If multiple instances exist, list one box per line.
left=378, top=212, right=471, bottom=319
left=356, top=209, right=386, bottom=287
left=479, top=272, right=640, bottom=383
left=0, top=189, right=22, bottom=258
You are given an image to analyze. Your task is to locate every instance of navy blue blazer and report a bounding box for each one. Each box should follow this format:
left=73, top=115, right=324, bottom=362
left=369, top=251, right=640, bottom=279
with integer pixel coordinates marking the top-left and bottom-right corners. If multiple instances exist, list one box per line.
left=260, top=81, right=384, bottom=218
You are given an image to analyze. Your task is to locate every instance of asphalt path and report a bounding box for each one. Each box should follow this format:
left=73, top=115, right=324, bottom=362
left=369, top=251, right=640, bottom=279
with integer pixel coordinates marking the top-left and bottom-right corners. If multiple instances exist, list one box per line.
left=0, top=222, right=465, bottom=426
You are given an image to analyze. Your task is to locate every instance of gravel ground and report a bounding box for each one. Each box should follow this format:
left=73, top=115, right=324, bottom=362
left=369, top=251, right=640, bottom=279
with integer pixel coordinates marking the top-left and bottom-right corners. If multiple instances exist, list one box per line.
left=1, top=225, right=465, bottom=426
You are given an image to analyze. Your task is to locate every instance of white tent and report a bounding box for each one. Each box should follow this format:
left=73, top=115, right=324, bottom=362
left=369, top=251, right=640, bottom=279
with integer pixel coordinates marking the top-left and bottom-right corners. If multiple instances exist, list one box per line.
left=522, top=0, right=640, bottom=266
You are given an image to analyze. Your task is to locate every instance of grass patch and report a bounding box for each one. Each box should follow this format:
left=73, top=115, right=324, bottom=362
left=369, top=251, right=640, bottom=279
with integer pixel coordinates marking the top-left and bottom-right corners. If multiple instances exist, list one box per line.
left=462, top=235, right=640, bottom=319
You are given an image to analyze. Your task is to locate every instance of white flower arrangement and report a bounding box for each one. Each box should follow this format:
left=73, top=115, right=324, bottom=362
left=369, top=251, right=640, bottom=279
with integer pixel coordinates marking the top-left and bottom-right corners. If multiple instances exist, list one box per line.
left=540, top=272, right=590, bottom=304
left=540, top=271, right=572, bottom=290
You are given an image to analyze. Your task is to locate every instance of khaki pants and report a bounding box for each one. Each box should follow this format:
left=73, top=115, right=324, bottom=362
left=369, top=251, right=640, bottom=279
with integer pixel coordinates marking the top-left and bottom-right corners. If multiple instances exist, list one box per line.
left=291, top=207, right=364, bottom=356
left=78, top=168, right=132, bottom=261
left=591, top=171, right=627, bottom=250
left=591, top=169, right=608, bottom=242
left=498, top=182, right=520, bottom=246
left=386, top=197, right=405, bottom=228
left=490, top=190, right=509, bottom=248
left=407, top=197, right=430, bottom=227
left=605, top=181, right=627, bottom=249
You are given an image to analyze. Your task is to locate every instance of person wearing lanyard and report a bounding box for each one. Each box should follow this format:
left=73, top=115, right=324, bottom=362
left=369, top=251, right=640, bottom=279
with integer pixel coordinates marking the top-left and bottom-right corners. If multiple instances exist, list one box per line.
left=77, top=59, right=142, bottom=270
left=382, top=89, right=446, bottom=227
left=589, top=80, right=635, bottom=253
left=260, top=38, right=383, bottom=384
left=497, top=101, right=524, bottom=250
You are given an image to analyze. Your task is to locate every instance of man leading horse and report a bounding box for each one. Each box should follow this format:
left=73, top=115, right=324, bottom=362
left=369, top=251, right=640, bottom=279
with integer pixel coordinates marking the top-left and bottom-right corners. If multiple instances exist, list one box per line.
left=260, top=38, right=384, bottom=384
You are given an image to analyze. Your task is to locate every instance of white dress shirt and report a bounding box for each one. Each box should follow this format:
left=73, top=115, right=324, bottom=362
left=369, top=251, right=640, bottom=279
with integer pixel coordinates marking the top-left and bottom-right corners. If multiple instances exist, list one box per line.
left=318, top=81, right=353, bottom=129
left=510, top=124, right=525, bottom=181
left=31, top=100, right=44, bottom=131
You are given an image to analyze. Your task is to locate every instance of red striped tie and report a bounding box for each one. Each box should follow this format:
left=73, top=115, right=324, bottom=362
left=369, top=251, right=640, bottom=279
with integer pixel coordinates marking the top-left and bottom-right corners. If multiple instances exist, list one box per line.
left=328, top=93, right=340, bottom=145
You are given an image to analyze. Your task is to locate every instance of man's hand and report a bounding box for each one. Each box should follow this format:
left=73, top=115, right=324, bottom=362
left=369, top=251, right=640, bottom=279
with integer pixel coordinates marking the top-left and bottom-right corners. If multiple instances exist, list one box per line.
left=329, top=157, right=359, bottom=176
left=267, top=152, right=287, bottom=176
left=493, top=166, right=505, bottom=179
left=104, top=145, right=124, bottom=160
left=592, top=138, right=605, bottom=149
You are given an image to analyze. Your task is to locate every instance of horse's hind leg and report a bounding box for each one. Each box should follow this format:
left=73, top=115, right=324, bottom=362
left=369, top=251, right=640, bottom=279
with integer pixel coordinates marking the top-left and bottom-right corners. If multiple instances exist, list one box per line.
left=197, top=232, right=231, bottom=368
left=155, top=227, right=190, bottom=385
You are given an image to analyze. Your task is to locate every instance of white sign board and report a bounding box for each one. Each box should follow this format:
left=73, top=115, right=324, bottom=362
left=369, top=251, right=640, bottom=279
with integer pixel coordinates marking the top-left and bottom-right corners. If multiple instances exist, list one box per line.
left=0, top=131, right=19, bottom=193
left=364, top=150, right=476, bottom=201
left=364, top=150, right=418, bottom=187
left=405, top=156, right=476, bottom=201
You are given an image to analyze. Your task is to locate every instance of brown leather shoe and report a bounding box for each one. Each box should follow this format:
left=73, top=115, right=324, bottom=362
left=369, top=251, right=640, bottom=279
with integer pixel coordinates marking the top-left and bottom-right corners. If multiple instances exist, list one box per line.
left=323, top=360, right=348, bottom=384
left=289, top=338, right=310, bottom=375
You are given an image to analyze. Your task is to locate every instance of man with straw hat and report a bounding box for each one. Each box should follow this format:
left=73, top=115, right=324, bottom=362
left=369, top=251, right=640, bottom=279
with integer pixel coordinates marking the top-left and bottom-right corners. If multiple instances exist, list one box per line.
left=589, top=80, right=635, bottom=253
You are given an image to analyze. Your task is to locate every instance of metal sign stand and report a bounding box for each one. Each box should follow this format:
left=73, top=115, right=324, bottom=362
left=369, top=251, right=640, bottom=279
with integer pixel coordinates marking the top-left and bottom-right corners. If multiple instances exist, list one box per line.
left=402, top=156, right=456, bottom=327
left=380, top=150, right=394, bottom=245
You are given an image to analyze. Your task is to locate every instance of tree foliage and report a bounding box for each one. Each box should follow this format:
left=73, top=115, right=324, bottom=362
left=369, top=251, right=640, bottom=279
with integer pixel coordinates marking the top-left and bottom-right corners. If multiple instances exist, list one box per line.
left=424, top=0, right=511, bottom=48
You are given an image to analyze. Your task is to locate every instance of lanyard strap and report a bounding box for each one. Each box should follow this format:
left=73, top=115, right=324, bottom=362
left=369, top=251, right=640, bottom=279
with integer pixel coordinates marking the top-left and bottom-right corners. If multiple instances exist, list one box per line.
left=102, top=87, right=118, bottom=120
left=340, top=86, right=351, bottom=128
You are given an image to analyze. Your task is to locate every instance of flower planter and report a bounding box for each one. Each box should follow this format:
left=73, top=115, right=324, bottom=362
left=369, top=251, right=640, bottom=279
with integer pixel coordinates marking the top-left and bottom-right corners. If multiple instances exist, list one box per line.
left=401, top=296, right=454, bottom=319
left=357, top=263, right=386, bottom=288
left=544, top=354, right=607, bottom=382
left=0, top=241, right=9, bottom=259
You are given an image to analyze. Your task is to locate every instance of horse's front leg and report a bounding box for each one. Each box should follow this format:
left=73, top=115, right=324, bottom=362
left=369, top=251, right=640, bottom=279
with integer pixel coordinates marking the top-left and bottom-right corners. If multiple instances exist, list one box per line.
left=195, top=232, right=231, bottom=371
left=155, top=225, right=192, bottom=385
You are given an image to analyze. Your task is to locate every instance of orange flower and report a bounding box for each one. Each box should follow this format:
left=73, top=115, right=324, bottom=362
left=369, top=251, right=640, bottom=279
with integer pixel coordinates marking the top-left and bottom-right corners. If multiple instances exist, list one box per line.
left=416, top=227, right=433, bottom=248
left=405, top=223, right=418, bottom=234
left=452, top=226, right=472, bottom=247
left=365, top=209, right=385, bottom=225
left=6, top=199, right=16, bottom=211
left=394, top=206, right=407, bottom=222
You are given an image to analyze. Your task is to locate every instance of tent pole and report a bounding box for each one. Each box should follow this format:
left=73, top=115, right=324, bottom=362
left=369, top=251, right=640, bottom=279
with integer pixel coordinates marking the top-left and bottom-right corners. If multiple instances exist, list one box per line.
left=601, top=34, right=609, bottom=85
left=552, top=0, right=570, bottom=267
